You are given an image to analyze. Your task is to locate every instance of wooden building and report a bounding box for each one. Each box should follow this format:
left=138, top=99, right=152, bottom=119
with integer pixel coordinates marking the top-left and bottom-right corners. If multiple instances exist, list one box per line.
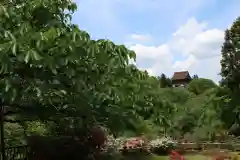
left=172, top=71, right=192, bottom=87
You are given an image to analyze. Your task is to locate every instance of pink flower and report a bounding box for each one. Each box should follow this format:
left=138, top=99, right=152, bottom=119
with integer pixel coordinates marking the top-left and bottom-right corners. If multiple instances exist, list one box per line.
left=123, top=137, right=145, bottom=149
left=170, top=150, right=184, bottom=160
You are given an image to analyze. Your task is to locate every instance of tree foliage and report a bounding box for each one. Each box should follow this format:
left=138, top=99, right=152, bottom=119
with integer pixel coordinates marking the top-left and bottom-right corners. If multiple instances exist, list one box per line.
left=158, top=74, right=172, bottom=88
left=192, top=74, right=199, bottom=79
left=188, top=78, right=217, bottom=95
left=220, top=17, right=240, bottom=91
left=1, top=0, right=240, bottom=149
left=0, top=0, right=139, bottom=136
left=220, top=16, right=240, bottom=136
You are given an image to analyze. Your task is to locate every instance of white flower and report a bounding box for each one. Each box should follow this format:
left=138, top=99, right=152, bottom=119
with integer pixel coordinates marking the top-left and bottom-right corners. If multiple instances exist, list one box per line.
left=149, top=137, right=176, bottom=148
left=104, top=135, right=125, bottom=151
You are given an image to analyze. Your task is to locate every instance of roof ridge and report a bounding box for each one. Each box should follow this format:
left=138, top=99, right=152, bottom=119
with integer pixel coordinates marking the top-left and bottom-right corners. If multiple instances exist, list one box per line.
left=172, top=71, right=191, bottom=80
left=174, top=71, right=188, bottom=73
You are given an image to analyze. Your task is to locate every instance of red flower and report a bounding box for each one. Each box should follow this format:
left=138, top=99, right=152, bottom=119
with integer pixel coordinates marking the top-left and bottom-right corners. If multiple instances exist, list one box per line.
left=170, top=150, right=184, bottom=160
left=123, top=137, right=144, bottom=149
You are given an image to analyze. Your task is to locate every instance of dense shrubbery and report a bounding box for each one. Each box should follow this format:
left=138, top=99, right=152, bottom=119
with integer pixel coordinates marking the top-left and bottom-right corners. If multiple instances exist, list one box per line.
left=149, top=137, right=176, bottom=155
left=103, top=136, right=176, bottom=156
left=0, top=0, right=240, bottom=159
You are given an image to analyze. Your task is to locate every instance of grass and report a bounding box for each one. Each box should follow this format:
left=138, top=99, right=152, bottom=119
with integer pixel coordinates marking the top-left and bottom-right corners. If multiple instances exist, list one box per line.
left=151, top=152, right=240, bottom=160
left=121, top=154, right=211, bottom=160
left=121, top=151, right=240, bottom=160
left=151, top=154, right=210, bottom=160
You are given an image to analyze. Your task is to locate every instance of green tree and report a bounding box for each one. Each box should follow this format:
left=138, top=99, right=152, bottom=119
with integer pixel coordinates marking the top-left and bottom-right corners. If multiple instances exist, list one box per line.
left=158, top=73, right=172, bottom=88
left=171, top=88, right=224, bottom=140
left=1, top=0, right=235, bottom=145
left=0, top=0, right=139, bottom=139
left=220, top=17, right=240, bottom=91
left=188, top=78, right=217, bottom=95
left=220, top=17, right=240, bottom=136
left=192, top=74, right=199, bottom=79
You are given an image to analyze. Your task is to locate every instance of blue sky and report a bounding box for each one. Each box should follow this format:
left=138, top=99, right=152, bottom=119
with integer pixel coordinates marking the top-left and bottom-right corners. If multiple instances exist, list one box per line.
left=72, top=0, right=240, bottom=82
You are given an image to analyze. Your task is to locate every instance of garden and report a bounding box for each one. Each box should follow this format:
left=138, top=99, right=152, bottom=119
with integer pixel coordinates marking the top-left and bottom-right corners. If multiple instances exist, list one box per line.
left=101, top=135, right=240, bottom=160
left=0, top=0, right=240, bottom=159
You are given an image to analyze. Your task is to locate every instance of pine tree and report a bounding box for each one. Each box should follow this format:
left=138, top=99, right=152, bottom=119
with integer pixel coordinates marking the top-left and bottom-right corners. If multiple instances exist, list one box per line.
left=192, top=74, right=199, bottom=79
left=220, top=17, right=240, bottom=91
left=159, top=74, right=172, bottom=88
left=220, top=17, right=240, bottom=136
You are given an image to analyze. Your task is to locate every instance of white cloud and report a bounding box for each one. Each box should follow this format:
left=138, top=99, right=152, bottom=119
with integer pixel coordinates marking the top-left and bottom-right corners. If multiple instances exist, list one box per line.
left=129, top=17, right=225, bottom=83
left=172, top=55, right=198, bottom=70
left=173, top=18, right=208, bottom=38
left=129, top=44, right=171, bottom=59
left=170, top=18, right=224, bottom=58
left=130, top=34, right=152, bottom=42
left=129, top=44, right=173, bottom=77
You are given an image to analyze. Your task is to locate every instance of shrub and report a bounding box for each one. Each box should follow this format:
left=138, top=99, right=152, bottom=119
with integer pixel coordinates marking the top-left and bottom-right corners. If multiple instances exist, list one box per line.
left=149, top=137, right=176, bottom=155
left=123, top=137, right=145, bottom=149
left=99, top=135, right=126, bottom=160
left=120, top=136, right=151, bottom=156
left=104, top=135, right=124, bottom=152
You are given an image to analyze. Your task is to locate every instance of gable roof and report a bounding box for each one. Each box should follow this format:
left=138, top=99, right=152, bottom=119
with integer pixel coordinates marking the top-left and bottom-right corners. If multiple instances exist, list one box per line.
left=172, top=71, right=191, bottom=80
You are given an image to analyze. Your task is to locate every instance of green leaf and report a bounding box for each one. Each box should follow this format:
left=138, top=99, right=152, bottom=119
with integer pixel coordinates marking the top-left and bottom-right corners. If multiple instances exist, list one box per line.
left=11, top=89, right=17, bottom=102
left=0, top=42, right=11, bottom=52
left=36, top=40, right=41, bottom=48
left=68, top=3, right=77, bottom=12
left=31, top=50, right=42, bottom=60
left=129, top=50, right=136, bottom=61
left=5, top=80, right=11, bottom=92
left=19, top=23, right=29, bottom=35
left=0, top=5, right=9, bottom=18
left=11, top=42, right=17, bottom=55
left=72, top=31, right=77, bottom=42
left=0, top=64, right=7, bottom=74
left=4, top=31, right=16, bottom=41
left=32, top=0, right=42, bottom=7
left=43, top=27, right=58, bottom=40
left=24, top=52, right=31, bottom=63
left=24, top=49, right=42, bottom=63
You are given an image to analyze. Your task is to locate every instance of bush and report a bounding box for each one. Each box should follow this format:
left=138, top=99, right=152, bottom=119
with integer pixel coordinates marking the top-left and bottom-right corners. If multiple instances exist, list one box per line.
left=104, top=135, right=124, bottom=153
left=98, top=135, right=125, bottom=160
left=149, top=137, right=176, bottom=155
left=188, top=78, right=217, bottom=95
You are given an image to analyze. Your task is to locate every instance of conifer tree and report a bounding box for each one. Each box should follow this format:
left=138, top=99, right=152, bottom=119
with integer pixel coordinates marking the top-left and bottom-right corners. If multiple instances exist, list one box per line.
left=220, top=17, right=240, bottom=91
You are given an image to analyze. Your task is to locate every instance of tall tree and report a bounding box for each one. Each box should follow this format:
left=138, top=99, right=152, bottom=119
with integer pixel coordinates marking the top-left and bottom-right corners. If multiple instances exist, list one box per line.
left=0, top=0, right=138, bottom=135
left=220, top=17, right=240, bottom=136
left=188, top=78, right=217, bottom=95
left=192, top=74, right=199, bottom=79
left=158, top=74, right=172, bottom=88
left=220, top=17, right=240, bottom=91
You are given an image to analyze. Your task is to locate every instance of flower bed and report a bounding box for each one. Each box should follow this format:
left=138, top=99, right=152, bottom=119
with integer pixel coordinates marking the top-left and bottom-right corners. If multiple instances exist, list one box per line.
left=103, top=135, right=177, bottom=156
left=102, top=136, right=240, bottom=159
left=149, top=137, right=177, bottom=155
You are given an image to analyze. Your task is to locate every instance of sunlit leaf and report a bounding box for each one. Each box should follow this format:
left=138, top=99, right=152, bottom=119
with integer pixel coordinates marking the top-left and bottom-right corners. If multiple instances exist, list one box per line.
left=24, top=52, right=31, bottom=63
left=11, top=42, right=17, bottom=55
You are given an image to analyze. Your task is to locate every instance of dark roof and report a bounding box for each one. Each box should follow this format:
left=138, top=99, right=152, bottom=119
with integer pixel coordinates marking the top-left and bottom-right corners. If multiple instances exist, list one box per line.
left=172, top=71, right=191, bottom=80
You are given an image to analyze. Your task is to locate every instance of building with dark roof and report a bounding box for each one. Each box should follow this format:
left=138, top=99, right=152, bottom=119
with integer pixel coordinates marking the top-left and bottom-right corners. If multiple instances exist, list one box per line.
left=172, top=71, right=192, bottom=87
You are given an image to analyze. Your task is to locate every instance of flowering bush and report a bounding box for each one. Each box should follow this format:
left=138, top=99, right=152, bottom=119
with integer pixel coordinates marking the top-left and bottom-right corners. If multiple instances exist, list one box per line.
left=104, top=135, right=124, bottom=152
left=99, top=135, right=125, bottom=160
left=149, top=137, right=176, bottom=148
left=123, top=137, right=146, bottom=149
left=170, top=151, right=185, bottom=160
left=149, top=137, right=177, bottom=155
left=103, top=136, right=178, bottom=156
left=121, top=137, right=151, bottom=155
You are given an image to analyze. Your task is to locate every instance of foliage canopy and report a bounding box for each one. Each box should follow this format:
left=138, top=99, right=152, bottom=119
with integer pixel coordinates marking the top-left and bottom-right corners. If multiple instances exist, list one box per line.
left=1, top=0, right=240, bottom=148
